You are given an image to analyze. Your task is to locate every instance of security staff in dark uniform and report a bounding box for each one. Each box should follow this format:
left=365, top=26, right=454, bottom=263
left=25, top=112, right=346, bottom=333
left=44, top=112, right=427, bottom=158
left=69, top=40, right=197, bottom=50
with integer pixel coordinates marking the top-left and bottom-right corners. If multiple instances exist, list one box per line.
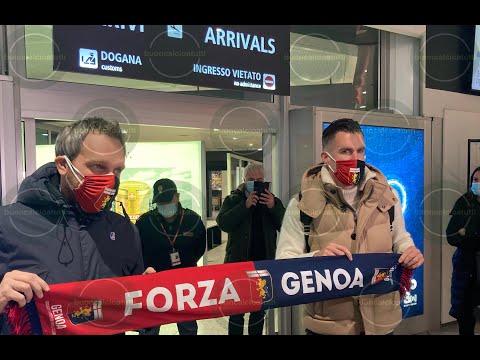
left=136, top=178, right=206, bottom=335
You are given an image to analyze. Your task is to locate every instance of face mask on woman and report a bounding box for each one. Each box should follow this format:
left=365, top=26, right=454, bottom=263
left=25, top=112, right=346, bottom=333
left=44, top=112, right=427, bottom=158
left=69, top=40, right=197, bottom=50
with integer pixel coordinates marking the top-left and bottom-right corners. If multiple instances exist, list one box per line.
left=472, top=182, right=480, bottom=196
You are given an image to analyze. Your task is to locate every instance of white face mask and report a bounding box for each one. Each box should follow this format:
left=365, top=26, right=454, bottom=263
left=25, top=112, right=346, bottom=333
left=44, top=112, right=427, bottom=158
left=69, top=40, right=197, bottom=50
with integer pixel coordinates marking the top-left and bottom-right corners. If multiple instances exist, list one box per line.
left=324, top=151, right=337, bottom=173
left=157, top=203, right=178, bottom=218
left=64, top=155, right=85, bottom=189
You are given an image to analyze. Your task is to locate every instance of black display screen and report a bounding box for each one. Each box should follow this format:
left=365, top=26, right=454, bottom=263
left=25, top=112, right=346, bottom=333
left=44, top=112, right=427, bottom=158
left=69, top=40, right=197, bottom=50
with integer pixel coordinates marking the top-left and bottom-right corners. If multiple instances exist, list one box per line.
left=425, top=25, right=476, bottom=95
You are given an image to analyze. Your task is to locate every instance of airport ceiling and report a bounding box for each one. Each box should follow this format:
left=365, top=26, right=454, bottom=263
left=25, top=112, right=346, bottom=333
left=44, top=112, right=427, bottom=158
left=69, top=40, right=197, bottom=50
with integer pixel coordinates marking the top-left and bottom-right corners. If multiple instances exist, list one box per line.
left=36, top=120, right=264, bottom=152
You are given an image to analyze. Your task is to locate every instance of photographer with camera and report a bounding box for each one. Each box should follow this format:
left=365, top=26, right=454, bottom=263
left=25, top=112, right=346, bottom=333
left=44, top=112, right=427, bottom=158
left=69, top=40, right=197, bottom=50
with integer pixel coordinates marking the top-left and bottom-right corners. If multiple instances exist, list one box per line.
left=216, top=162, right=285, bottom=335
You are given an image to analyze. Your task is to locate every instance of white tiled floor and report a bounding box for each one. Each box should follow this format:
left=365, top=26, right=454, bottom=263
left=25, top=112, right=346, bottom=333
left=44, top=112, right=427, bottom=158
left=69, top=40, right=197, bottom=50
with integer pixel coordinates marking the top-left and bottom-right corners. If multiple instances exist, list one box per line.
left=206, top=240, right=227, bottom=265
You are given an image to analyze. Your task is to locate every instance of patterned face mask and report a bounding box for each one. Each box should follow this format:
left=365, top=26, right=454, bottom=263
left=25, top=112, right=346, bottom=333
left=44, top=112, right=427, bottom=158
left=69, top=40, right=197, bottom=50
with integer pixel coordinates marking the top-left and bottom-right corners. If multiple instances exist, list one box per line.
left=64, top=156, right=118, bottom=213
left=326, top=152, right=365, bottom=186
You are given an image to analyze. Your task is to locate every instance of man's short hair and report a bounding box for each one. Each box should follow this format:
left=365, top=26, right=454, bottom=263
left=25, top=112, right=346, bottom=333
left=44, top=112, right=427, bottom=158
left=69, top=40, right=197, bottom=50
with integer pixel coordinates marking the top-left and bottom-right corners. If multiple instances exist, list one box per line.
left=243, top=162, right=264, bottom=179
left=322, top=118, right=364, bottom=148
left=55, top=117, right=126, bottom=160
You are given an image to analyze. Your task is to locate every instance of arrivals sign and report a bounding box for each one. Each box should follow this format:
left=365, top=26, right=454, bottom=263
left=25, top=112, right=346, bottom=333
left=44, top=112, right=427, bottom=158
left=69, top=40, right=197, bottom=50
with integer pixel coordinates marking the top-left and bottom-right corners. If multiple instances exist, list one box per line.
left=53, top=25, right=290, bottom=95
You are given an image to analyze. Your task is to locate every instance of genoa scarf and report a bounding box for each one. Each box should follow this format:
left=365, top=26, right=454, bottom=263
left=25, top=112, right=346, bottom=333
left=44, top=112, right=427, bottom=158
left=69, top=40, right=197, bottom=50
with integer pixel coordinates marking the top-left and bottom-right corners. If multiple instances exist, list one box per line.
left=1, top=253, right=412, bottom=335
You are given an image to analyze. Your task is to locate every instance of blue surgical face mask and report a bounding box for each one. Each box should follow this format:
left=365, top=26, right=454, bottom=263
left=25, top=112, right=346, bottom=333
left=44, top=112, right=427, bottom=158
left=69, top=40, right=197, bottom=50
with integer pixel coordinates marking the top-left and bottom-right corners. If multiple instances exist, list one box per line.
left=157, top=202, right=178, bottom=218
left=245, top=181, right=255, bottom=193
left=472, top=182, right=480, bottom=196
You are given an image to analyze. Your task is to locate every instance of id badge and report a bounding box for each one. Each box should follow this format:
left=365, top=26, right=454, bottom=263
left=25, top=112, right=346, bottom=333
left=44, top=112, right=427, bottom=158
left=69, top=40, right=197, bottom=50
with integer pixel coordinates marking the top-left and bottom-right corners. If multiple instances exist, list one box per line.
left=170, top=251, right=181, bottom=267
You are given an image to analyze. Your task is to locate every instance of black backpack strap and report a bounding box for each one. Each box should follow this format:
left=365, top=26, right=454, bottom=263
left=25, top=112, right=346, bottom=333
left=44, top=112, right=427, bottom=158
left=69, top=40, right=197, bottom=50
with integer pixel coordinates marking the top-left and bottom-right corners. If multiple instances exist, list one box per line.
left=117, top=201, right=131, bottom=223
left=388, top=205, right=395, bottom=231
left=298, top=191, right=313, bottom=253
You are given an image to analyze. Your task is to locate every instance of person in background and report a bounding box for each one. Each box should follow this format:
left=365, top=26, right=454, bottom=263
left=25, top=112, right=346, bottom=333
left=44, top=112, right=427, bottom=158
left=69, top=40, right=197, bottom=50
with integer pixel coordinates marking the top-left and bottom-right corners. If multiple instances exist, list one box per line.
left=216, top=163, right=285, bottom=335
left=446, top=166, right=480, bottom=335
left=136, top=178, right=206, bottom=335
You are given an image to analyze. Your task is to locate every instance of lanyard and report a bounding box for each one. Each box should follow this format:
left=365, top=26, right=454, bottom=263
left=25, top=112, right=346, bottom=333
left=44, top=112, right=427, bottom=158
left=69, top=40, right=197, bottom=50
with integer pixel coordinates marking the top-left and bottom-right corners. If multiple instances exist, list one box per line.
left=159, top=209, right=185, bottom=249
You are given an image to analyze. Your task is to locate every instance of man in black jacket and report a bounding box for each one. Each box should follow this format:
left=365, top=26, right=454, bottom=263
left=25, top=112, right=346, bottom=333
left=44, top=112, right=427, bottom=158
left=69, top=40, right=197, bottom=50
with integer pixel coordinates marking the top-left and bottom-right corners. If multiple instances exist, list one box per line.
left=136, top=178, right=206, bottom=335
left=216, top=163, right=285, bottom=335
left=0, top=117, right=154, bottom=334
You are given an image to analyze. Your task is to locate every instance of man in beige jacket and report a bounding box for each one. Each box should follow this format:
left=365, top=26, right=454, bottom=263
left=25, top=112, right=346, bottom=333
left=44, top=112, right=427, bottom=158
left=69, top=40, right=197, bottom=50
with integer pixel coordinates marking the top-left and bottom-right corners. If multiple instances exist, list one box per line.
left=276, top=118, right=424, bottom=335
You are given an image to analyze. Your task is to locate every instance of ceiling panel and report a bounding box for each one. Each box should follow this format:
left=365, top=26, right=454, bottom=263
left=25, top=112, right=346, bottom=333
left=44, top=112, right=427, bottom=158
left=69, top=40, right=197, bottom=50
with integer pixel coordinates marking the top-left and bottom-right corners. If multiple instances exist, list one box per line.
left=36, top=120, right=263, bottom=152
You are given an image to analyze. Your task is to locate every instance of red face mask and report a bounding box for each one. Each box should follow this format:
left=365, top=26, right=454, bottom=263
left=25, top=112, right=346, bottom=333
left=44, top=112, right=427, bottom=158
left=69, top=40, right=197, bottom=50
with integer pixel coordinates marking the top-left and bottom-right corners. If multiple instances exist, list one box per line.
left=64, top=156, right=119, bottom=213
left=326, top=153, right=365, bottom=187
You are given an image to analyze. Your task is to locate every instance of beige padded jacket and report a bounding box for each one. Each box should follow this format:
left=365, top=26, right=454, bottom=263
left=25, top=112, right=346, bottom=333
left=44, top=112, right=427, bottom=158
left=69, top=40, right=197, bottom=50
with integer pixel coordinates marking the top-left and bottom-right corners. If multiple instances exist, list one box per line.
left=276, top=163, right=414, bottom=335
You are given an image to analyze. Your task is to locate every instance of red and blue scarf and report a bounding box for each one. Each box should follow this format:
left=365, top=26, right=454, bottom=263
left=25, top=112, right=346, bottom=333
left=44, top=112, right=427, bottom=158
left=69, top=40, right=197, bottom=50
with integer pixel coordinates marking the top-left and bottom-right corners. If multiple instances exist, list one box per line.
left=1, top=253, right=412, bottom=335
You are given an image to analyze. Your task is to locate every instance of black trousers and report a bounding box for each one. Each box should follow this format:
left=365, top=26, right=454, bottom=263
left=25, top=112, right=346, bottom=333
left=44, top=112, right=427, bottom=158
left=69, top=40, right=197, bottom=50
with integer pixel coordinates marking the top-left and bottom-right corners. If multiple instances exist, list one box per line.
left=228, top=310, right=265, bottom=335
left=139, top=320, right=198, bottom=335
left=458, top=315, right=476, bottom=336
left=458, top=295, right=476, bottom=335
left=457, top=278, right=479, bottom=336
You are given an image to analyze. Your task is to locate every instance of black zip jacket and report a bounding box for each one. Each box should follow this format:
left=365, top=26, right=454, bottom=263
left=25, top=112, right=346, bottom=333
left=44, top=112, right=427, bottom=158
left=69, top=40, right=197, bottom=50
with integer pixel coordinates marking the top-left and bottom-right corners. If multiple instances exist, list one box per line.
left=135, top=204, right=206, bottom=271
left=216, top=184, right=285, bottom=263
left=0, top=163, right=145, bottom=285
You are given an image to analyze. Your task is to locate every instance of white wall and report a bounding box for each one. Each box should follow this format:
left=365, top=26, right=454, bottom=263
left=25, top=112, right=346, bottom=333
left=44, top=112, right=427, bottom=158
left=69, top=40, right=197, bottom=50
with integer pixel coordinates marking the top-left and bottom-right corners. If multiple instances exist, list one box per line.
left=367, top=25, right=426, bottom=38
left=289, top=108, right=314, bottom=197
left=0, top=76, right=20, bottom=205
left=387, top=32, right=420, bottom=116
left=20, top=81, right=280, bottom=132
left=424, top=89, right=480, bottom=118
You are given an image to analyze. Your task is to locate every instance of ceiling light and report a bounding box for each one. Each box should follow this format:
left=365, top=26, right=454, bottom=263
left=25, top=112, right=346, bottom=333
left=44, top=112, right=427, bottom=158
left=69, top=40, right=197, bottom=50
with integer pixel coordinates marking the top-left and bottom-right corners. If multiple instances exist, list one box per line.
left=232, top=137, right=238, bottom=140
left=249, top=143, right=253, bottom=146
